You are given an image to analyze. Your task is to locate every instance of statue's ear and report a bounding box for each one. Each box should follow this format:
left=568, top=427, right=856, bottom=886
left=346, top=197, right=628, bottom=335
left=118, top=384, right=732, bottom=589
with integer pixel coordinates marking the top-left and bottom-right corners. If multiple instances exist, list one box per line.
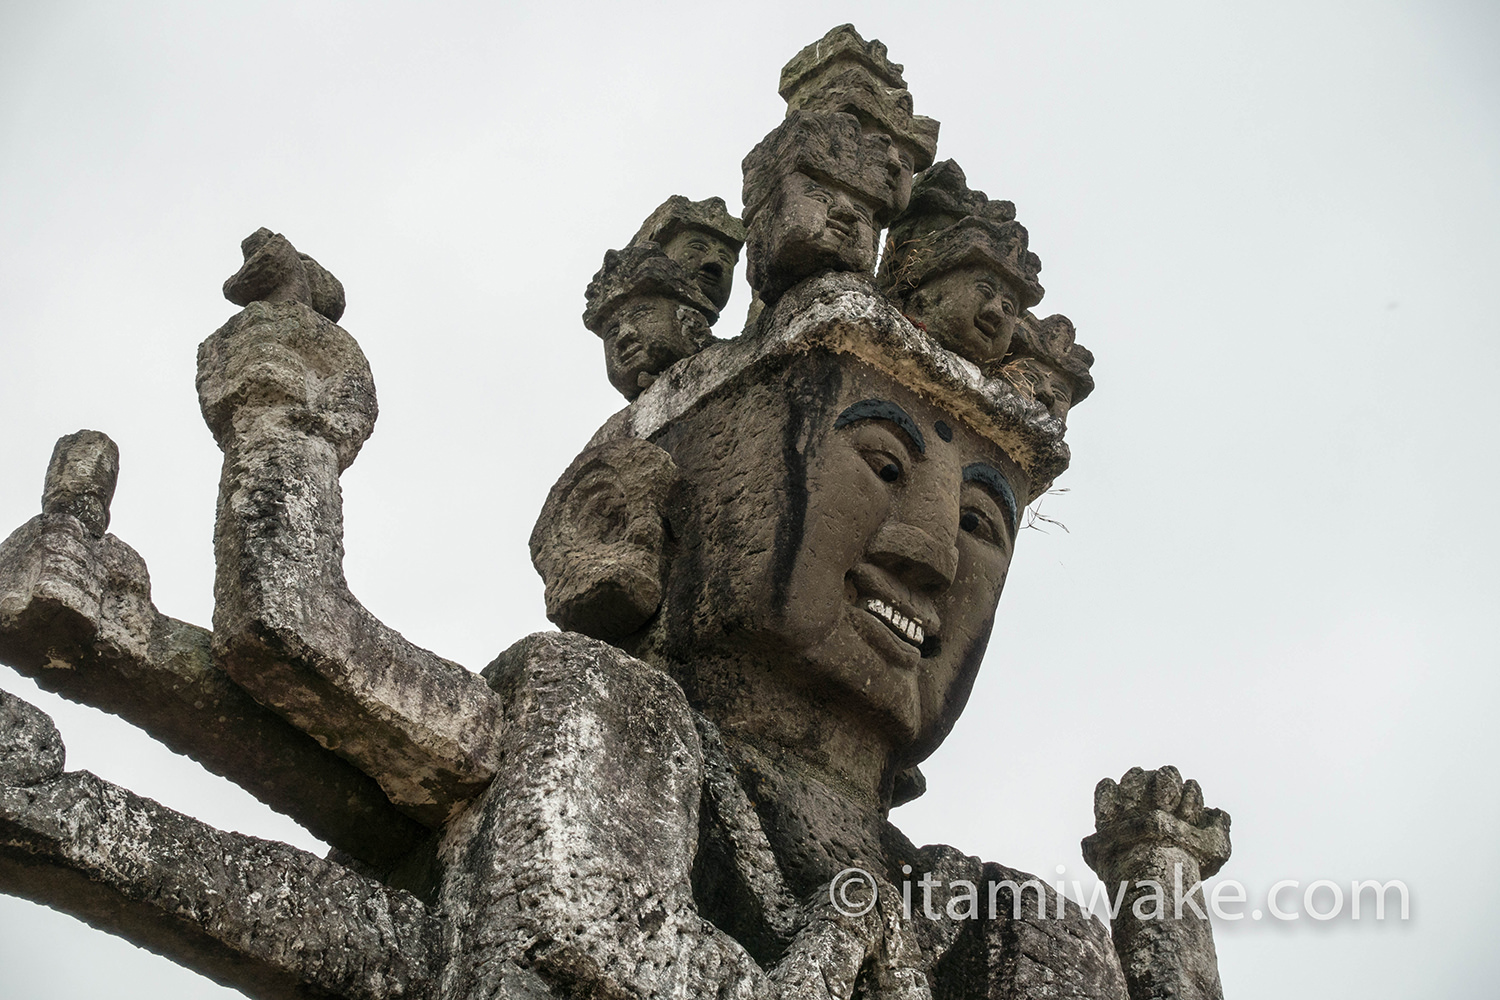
left=529, top=437, right=678, bottom=641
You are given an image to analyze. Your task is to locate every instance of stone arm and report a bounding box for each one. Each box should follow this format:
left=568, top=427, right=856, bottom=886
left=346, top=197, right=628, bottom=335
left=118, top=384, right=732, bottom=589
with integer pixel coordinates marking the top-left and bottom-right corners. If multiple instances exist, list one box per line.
left=1082, top=766, right=1230, bottom=1000
left=199, top=232, right=503, bottom=831
left=439, top=631, right=929, bottom=1000
left=0, top=432, right=425, bottom=869
left=0, top=687, right=438, bottom=1000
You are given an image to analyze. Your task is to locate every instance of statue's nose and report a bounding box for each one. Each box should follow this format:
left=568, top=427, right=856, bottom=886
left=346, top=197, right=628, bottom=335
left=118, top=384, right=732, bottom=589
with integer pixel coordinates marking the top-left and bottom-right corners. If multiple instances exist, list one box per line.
left=867, top=521, right=958, bottom=593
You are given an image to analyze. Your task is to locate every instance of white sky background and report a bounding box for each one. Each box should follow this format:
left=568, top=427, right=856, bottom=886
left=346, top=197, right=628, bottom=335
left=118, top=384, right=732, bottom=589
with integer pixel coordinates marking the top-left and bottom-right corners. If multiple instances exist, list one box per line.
left=1, top=2, right=1496, bottom=996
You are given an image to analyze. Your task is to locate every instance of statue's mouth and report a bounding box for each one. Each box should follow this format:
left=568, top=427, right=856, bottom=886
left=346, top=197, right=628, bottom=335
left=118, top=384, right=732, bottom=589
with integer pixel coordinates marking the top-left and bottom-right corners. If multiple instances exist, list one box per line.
left=615, top=332, right=644, bottom=365
left=825, top=217, right=857, bottom=244
left=864, top=597, right=925, bottom=648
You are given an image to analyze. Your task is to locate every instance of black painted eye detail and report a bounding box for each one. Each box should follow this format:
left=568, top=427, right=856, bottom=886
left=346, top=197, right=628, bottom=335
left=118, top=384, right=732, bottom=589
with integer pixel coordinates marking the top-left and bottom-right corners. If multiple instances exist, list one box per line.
left=959, top=508, right=1000, bottom=545
left=879, top=463, right=901, bottom=483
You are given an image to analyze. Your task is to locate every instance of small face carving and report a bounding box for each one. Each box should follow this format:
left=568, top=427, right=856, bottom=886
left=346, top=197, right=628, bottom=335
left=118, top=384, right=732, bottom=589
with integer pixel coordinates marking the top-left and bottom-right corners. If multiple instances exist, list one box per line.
left=531, top=438, right=678, bottom=640
left=1005, top=357, right=1074, bottom=421
left=661, top=357, right=1026, bottom=754
left=869, top=132, right=913, bottom=215
left=775, top=171, right=881, bottom=275
left=906, top=264, right=1021, bottom=365
left=601, top=295, right=711, bottom=400
left=661, top=229, right=738, bottom=312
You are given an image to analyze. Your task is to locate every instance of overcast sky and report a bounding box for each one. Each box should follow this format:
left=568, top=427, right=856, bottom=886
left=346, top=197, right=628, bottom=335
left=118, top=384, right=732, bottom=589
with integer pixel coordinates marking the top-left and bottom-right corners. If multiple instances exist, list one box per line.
left=1, top=3, right=1497, bottom=997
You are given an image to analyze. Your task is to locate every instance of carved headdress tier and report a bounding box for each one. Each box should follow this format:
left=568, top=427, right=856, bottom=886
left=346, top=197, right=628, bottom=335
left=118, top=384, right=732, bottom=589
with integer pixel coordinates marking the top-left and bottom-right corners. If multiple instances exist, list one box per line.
left=741, top=111, right=910, bottom=228
left=778, top=23, right=940, bottom=173
left=620, top=273, right=1072, bottom=504
left=1007, top=311, right=1096, bottom=420
left=630, top=195, right=747, bottom=252
left=879, top=159, right=1045, bottom=309
left=582, top=242, right=719, bottom=331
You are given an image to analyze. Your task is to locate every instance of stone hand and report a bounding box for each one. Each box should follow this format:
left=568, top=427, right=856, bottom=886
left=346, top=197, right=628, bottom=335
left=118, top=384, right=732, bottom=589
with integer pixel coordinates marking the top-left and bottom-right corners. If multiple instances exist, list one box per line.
left=0, top=432, right=124, bottom=647
left=1084, top=765, right=1231, bottom=883
left=1082, top=767, right=1230, bottom=1000
left=199, top=264, right=376, bottom=470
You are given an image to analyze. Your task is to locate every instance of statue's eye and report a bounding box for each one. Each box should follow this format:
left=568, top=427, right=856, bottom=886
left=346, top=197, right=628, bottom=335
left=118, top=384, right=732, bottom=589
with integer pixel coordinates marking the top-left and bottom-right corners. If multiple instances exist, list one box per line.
left=959, top=507, right=995, bottom=542
left=863, top=450, right=903, bottom=483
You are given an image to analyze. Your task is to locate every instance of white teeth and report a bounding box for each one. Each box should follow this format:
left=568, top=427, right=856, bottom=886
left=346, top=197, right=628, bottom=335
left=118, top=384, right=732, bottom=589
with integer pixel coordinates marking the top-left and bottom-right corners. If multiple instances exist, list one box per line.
left=864, top=598, right=925, bottom=647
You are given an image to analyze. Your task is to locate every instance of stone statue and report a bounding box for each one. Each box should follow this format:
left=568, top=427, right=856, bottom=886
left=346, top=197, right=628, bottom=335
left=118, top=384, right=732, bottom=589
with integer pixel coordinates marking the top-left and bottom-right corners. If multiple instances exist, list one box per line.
left=1, top=24, right=1230, bottom=1000
left=876, top=160, right=1094, bottom=417
left=778, top=24, right=940, bottom=203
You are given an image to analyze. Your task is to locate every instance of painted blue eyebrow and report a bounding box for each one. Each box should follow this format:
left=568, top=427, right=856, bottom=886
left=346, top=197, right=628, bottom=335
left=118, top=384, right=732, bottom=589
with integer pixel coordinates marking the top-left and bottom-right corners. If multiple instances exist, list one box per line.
left=963, top=463, right=1018, bottom=533
left=833, top=399, right=926, bottom=454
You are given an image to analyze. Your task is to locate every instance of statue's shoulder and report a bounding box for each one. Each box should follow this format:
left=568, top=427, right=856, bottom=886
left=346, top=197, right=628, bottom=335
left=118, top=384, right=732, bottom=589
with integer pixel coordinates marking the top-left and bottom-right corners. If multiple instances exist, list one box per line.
left=481, top=631, right=703, bottom=768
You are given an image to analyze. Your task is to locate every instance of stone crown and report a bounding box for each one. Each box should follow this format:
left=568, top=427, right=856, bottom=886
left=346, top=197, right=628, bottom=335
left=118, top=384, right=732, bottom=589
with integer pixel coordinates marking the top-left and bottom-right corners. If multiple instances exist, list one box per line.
left=778, top=24, right=940, bottom=171
left=630, top=195, right=747, bottom=252
left=582, top=243, right=718, bottom=333
left=878, top=159, right=1044, bottom=308
left=742, top=111, right=908, bottom=228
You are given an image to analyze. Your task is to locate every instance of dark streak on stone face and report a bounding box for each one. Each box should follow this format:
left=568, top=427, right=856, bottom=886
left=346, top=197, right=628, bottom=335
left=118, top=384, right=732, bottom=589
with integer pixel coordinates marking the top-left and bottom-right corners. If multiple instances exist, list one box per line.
left=770, top=355, right=844, bottom=615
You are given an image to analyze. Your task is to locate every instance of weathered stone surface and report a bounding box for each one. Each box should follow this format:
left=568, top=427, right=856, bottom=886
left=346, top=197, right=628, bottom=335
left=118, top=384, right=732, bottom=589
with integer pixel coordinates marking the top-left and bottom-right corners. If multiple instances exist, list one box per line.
left=743, top=111, right=910, bottom=303
left=0, top=720, right=436, bottom=1000
left=621, top=273, right=1071, bottom=505
left=41, top=430, right=119, bottom=538
left=437, top=630, right=929, bottom=1000
left=0, top=24, right=1231, bottom=1000
left=977, top=862, right=1130, bottom=1000
left=1002, top=312, right=1095, bottom=422
left=0, top=688, right=64, bottom=786
left=878, top=161, right=1043, bottom=370
left=0, top=444, right=426, bottom=869
left=529, top=436, right=679, bottom=640
left=224, top=227, right=347, bottom=323
left=200, top=299, right=503, bottom=827
left=1082, top=767, right=1230, bottom=1000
